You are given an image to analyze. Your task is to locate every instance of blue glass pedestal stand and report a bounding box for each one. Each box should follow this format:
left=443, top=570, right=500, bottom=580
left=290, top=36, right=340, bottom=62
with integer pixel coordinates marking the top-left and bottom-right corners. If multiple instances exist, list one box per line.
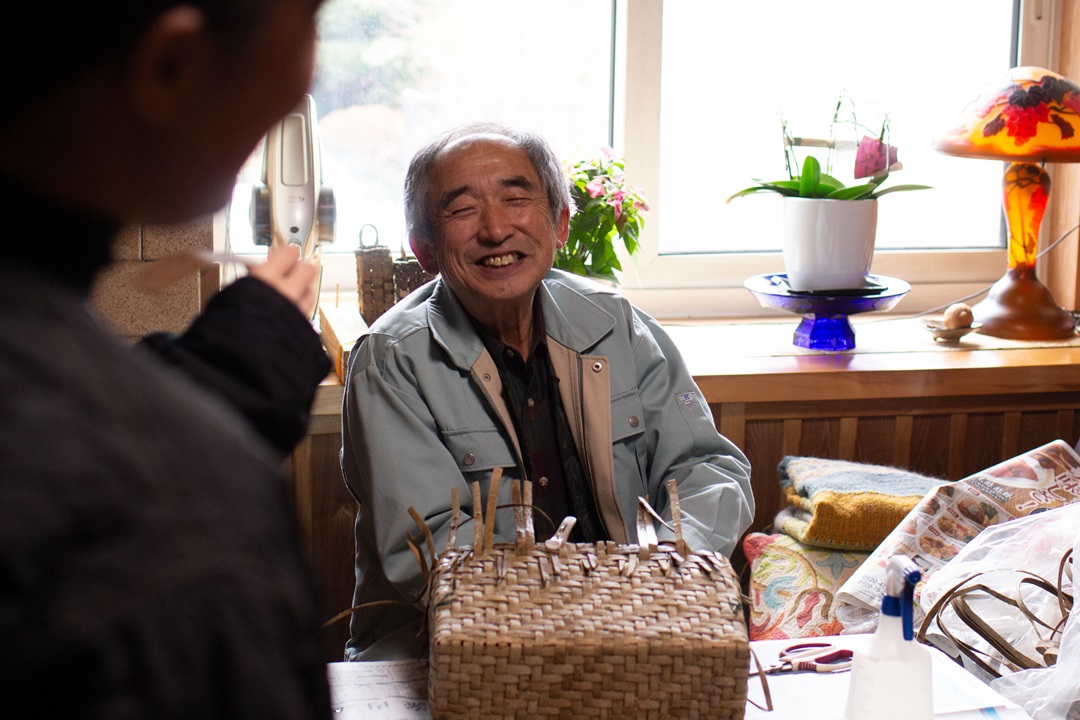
left=744, top=274, right=911, bottom=351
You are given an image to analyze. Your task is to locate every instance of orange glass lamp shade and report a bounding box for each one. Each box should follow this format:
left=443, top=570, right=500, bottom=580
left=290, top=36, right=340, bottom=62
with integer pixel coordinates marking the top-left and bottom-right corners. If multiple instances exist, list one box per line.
left=934, top=66, right=1079, bottom=340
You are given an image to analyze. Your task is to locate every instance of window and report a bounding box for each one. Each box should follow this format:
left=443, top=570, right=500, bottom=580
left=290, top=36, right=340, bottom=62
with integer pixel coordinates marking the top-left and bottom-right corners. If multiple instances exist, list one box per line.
left=219, top=0, right=614, bottom=293
left=617, top=0, right=1060, bottom=318
left=218, top=0, right=1060, bottom=319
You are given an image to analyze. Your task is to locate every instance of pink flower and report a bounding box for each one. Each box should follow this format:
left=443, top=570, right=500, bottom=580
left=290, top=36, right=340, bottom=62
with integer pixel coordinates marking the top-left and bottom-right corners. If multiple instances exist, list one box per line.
left=601, top=145, right=616, bottom=159
left=585, top=178, right=605, bottom=198
left=854, top=136, right=900, bottom=179
left=608, top=189, right=628, bottom=220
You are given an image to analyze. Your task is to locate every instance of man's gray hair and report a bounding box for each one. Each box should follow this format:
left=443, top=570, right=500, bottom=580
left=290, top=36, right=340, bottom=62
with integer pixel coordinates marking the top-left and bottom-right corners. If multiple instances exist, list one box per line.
left=404, top=122, right=574, bottom=250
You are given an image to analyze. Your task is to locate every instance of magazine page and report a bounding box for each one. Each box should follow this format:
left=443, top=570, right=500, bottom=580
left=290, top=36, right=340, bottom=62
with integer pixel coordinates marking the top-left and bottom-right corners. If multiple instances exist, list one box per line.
left=836, top=439, right=1080, bottom=628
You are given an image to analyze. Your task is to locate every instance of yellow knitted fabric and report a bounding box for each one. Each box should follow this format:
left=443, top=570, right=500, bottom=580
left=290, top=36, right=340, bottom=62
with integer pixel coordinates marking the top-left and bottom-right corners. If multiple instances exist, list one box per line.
left=776, top=456, right=947, bottom=551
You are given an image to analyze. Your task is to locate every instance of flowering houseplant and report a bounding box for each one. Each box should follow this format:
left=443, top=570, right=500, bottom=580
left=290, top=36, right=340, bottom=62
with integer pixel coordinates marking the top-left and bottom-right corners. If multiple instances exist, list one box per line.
left=557, top=147, right=649, bottom=284
left=726, top=99, right=930, bottom=203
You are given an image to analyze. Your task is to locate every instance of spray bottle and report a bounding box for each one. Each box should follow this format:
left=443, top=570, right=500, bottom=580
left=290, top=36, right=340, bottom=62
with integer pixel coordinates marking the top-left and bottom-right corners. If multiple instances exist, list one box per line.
left=843, top=554, right=933, bottom=720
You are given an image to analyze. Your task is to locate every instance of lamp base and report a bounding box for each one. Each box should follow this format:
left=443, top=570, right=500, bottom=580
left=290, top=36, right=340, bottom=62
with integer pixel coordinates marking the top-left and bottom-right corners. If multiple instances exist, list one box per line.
left=972, top=267, right=1075, bottom=340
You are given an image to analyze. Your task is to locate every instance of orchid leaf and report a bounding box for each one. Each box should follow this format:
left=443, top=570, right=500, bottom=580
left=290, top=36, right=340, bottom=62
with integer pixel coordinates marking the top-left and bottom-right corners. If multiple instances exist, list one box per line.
left=726, top=185, right=797, bottom=202
left=870, top=183, right=933, bottom=198
left=798, top=156, right=821, bottom=197
left=817, top=174, right=845, bottom=191
left=825, top=184, right=877, bottom=200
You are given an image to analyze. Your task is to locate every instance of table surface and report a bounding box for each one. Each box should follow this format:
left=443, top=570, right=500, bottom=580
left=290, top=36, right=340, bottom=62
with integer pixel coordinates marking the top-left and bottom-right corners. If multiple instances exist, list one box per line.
left=744, top=635, right=1032, bottom=720
left=324, top=634, right=1033, bottom=719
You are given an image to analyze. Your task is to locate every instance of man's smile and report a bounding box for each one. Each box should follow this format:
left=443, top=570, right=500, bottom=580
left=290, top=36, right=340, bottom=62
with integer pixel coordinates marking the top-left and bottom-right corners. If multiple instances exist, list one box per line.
left=478, top=252, right=523, bottom=267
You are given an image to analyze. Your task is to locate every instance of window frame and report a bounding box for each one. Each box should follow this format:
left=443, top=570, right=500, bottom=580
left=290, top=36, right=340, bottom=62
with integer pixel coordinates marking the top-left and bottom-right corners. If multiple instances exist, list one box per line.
left=239, top=0, right=1065, bottom=320
left=610, top=0, right=1063, bottom=320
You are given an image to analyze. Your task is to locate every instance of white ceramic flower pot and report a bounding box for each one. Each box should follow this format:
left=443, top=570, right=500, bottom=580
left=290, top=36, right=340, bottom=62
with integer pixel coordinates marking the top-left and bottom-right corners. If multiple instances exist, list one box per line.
left=782, top=197, right=878, bottom=291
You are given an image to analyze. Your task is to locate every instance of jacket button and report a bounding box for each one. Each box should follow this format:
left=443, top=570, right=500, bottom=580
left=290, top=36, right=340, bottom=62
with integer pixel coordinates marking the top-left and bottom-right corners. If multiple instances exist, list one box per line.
left=592, top=361, right=603, bottom=373
left=538, top=476, right=549, bottom=487
left=463, top=453, right=475, bottom=466
left=629, top=416, right=640, bottom=428
left=482, top=373, right=492, bottom=382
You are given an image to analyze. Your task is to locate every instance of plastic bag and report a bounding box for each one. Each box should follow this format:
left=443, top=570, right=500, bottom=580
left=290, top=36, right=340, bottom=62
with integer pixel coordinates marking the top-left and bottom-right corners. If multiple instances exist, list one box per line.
left=917, top=503, right=1077, bottom=718
left=989, top=520, right=1080, bottom=719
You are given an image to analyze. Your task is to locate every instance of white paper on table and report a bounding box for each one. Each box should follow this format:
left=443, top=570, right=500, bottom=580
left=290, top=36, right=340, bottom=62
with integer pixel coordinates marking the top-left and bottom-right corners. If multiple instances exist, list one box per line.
left=743, top=635, right=1032, bottom=720
left=326, top=660, right=429, bottom=720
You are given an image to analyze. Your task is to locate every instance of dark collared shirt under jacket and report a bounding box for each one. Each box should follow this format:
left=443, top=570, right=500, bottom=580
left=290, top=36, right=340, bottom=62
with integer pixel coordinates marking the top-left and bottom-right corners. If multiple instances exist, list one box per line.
left=479, top=308, right=606, bottom=543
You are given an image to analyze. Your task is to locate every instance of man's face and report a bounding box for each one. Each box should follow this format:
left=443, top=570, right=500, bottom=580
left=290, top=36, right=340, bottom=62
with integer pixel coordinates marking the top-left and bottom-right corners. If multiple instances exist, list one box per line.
left=413, top=135, right=568, bottom=324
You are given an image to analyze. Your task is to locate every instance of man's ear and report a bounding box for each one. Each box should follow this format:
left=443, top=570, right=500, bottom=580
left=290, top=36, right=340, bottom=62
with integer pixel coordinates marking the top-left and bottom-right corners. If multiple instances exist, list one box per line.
left=554, top=206, right=570, bottom=250
left=125, top=7, right=210, bottom=123
left=410, top=236, right=439, bottom=274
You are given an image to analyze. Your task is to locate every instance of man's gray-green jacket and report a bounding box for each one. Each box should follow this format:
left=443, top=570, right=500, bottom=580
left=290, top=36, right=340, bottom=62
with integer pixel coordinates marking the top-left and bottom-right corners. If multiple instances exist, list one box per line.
left=340, top=269, right=753, bottom=660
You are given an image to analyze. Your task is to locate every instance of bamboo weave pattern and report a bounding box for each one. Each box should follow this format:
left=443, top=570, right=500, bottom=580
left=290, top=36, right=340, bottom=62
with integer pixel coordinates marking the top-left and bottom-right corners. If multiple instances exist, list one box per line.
left=423, top=478, right=749, bottom=718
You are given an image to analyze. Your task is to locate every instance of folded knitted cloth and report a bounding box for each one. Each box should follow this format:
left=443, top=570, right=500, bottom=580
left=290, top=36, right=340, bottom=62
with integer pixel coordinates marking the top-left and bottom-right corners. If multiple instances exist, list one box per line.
left=776, top=456, right=948, bottom=551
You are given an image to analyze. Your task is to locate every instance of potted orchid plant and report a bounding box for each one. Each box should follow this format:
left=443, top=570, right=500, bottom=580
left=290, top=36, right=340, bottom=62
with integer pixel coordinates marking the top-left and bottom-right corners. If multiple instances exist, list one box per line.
left=726, top=98, right=932, bottom=202
left=727, top=98, right=930, bottom=292
left=557, top=147, right=649, bottom=284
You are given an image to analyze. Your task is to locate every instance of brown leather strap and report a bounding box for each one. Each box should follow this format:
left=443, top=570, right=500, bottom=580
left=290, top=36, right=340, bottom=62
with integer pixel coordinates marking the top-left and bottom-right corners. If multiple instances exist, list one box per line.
left=918, top=551, right=1074, bottom=679
left=746, top=646, right=775, bottom=712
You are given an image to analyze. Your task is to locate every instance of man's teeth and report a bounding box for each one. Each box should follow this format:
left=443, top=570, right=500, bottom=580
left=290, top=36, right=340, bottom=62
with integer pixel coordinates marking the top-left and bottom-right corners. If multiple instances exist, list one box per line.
left=480, top=253, right=520, bottom=267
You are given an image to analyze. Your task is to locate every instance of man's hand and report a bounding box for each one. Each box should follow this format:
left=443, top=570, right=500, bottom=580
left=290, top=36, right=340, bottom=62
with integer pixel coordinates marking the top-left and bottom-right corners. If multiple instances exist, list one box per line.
left=248, top=243, right=319, bottom=318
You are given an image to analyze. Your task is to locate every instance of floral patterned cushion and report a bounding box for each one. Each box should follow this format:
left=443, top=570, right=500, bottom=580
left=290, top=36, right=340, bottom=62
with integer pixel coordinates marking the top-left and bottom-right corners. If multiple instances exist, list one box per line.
left=743, top=532, right=869, bottom=641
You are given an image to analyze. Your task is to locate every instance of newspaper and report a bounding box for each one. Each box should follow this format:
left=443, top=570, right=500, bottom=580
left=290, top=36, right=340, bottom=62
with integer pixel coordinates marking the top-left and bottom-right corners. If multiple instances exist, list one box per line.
left=327, top=660, right=430, bottom=719
left=836, top=439, right=1080, bottom=628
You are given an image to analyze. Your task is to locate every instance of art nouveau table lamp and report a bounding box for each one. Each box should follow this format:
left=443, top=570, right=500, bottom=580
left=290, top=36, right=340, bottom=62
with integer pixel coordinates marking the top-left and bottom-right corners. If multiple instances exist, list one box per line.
left=934, top=66, right=1079, bottom=340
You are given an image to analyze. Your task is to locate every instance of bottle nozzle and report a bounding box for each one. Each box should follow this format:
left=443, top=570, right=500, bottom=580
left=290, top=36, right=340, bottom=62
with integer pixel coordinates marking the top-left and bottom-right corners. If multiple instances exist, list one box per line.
left=882, top=554, right=922, bottom=640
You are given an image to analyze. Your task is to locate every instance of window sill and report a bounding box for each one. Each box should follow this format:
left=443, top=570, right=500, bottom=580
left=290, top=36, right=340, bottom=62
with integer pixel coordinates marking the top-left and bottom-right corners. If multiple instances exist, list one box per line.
left=662, top=314, right=1080, bottom=404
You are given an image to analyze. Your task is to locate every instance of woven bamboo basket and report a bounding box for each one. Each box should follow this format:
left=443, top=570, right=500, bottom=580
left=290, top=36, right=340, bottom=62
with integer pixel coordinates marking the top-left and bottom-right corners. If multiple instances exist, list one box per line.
left=393, top=255, right=434, bottom=300
left=354, top=246, right=395, bottom=325
left=416, top=474, right=749, bottom=719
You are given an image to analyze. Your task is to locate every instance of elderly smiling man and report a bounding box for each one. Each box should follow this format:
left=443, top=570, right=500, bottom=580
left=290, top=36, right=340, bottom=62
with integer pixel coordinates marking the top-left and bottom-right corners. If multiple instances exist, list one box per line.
left=340, top=122, right=754, bottom=660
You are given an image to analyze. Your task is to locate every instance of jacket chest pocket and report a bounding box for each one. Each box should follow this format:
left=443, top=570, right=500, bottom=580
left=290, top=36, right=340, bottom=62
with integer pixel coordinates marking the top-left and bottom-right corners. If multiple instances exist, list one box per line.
left=442, top=427, right=517, bottom=478
left=610, top=392, right=646, bottom=443
left=440, top=428, right=520, bottom=539
left=611, top=392, right=647, bottom=492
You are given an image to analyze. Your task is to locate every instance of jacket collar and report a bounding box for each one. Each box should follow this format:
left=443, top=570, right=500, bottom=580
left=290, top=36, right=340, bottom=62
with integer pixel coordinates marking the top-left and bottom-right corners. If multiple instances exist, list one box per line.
left=426, top=270, right=617, bottom=371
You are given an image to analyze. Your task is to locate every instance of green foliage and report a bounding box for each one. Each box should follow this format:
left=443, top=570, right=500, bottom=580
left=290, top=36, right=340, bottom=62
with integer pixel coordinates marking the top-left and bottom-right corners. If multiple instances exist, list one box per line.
left=557, top=151, right=649, bottom=284
left=726, top=155, right=931, bottom=203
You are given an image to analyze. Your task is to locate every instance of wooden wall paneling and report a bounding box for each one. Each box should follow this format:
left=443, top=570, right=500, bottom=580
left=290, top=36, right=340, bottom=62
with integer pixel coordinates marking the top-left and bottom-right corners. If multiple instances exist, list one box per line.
left=741, top=417, right=786, bottom=532
left=800, top=417, right=840, bottom=460
left=1001, top=411, right=1023, bottom=460
left=851, top=415, right=895, bottom=466
left=781, top=418, right=803, bottom=457
left=959, top=412, right=1006, bottom=478
left=910, top=414, right=952, bottom=478
left=289, top=431, right=357, bottom=662
left=947, top=413, right=969, bottom=479
left=716, top=401, right=746, bottom=448
left=1016, top=408, right=1070, bottom=455
left=290, top=437, right=315, bottom=551
left=1056, top=409, right=1076, bottom=443
left=893, top=415, right=914, bottom=468
left=838, top=417, right=859, bottom=460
